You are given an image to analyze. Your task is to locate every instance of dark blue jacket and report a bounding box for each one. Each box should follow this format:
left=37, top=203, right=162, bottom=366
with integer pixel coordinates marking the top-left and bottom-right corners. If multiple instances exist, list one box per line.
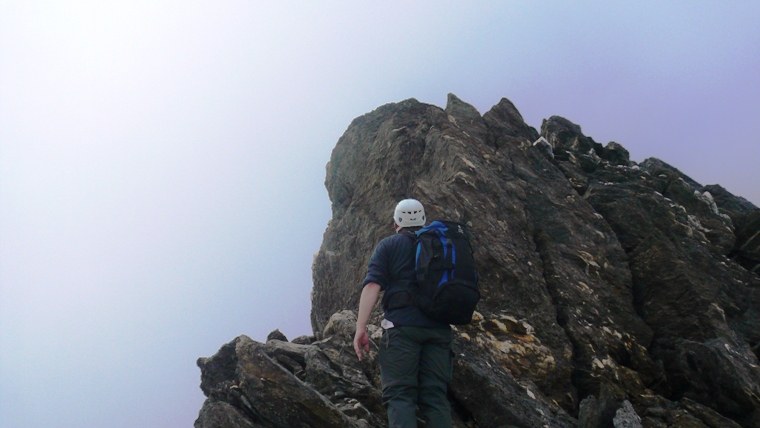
left=362, top=230, right=449, bottom=329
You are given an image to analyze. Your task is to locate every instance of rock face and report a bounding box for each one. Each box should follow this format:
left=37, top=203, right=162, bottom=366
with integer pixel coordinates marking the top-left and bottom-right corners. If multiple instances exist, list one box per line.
left=196, top=94, right=760, bottom=427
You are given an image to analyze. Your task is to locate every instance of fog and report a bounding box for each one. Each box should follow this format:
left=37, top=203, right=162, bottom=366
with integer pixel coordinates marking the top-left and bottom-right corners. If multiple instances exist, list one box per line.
left=1, top=2, right=758, bottom=427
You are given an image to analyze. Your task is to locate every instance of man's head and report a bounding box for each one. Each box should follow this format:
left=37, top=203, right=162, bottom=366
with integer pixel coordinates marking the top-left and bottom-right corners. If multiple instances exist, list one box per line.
left=394, top=199, right=426, bottom=232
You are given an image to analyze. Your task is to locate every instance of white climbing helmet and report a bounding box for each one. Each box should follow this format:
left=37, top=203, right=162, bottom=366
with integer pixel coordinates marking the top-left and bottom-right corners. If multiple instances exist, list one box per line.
left=394, top=199, right=426, bottom=231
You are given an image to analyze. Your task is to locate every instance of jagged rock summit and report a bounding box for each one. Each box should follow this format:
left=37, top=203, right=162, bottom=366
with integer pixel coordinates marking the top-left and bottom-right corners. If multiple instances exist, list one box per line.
left=196, top=94, right=760, bottom=428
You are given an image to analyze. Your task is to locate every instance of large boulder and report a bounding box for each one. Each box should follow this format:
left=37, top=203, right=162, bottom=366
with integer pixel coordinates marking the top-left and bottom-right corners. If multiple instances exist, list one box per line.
left=196, top=335, right=367, bottom=428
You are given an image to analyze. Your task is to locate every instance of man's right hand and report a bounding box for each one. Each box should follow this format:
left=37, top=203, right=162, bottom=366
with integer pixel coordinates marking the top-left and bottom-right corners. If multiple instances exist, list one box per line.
left=354, top=282, right=381, bottom=361
left=353, top=328, right=370, bottom=361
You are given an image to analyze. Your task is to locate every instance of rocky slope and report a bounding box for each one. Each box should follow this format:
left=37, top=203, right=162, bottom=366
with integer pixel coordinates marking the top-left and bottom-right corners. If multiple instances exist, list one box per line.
left=196, top=94, right=760, bottom=427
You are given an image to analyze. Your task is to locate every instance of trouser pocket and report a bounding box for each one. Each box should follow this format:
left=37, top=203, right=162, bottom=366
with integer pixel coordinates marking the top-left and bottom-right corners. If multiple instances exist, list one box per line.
left=381, top=328, right=392, bottom=349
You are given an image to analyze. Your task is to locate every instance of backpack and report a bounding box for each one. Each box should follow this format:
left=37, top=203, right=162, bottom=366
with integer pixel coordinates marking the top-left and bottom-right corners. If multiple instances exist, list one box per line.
left=412, top=220, right=480, bottom=325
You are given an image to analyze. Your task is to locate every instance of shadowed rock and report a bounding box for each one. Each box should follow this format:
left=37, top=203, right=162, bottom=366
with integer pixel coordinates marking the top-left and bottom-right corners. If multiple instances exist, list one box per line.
left=266, top=329, right=288, bottom=342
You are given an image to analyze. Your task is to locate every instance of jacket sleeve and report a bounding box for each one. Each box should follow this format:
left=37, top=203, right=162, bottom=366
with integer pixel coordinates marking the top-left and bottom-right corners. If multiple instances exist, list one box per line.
left=361, top=239, right=389, bottom=290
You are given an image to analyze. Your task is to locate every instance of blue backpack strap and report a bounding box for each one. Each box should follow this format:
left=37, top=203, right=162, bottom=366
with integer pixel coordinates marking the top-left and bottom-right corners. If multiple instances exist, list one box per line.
left=416, top=220, right=447, bottom=236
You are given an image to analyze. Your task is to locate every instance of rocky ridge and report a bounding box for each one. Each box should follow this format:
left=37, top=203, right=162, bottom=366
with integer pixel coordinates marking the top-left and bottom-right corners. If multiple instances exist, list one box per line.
left=196, top=94, right=760, bottom=427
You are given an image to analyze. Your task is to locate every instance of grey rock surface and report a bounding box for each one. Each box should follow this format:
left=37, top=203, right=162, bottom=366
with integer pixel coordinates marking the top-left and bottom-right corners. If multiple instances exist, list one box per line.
left=197, top=94, right=760, bottom=428
left=195, top=399, right=266, bottom=428
left=613, top=400, right=642, bottom=428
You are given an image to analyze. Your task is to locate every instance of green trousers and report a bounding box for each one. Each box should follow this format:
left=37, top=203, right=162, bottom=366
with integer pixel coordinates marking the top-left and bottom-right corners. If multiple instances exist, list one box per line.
left=379, top=325, right=453, bottom=428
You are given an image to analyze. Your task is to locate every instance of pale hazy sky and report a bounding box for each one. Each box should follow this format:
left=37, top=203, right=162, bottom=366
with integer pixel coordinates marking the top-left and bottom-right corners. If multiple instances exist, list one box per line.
left=1, top=2, right=758, bottom=427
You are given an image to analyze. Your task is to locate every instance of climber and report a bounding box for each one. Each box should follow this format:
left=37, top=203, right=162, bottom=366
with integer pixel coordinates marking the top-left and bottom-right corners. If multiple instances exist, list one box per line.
left=353, top=198, right=453, bottom=428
